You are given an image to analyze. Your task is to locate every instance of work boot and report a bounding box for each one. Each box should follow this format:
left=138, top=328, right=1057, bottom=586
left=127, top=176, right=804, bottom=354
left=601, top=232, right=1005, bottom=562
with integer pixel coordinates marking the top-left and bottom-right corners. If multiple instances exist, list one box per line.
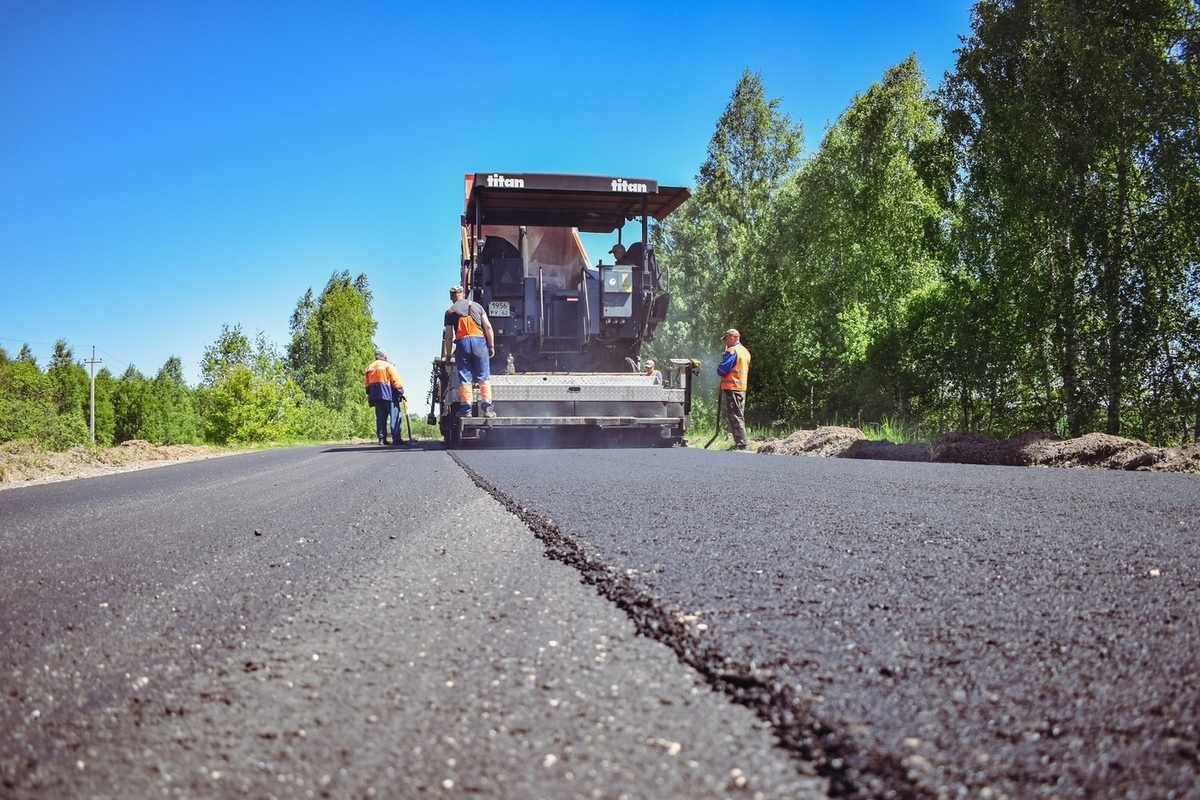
left=483, top=405, right=497, bottom=419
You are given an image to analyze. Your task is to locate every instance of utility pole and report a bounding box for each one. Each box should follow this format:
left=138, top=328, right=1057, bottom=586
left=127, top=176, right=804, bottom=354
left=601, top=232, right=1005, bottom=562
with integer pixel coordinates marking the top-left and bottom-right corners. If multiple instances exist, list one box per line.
left=85, top=346, right=102, bottom=444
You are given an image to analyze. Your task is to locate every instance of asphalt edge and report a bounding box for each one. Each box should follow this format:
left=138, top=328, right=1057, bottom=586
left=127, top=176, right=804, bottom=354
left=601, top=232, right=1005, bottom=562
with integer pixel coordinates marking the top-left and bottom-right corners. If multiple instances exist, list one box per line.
left=449, top=452, right=928, bottom=800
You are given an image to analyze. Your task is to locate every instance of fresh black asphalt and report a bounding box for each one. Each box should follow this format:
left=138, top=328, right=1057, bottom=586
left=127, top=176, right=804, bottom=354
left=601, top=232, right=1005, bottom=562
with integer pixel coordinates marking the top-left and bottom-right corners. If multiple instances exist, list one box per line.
left=0, top=445, right=823, bottom=799
left=1, top=443, right=1197, bottom=798
left=453, top=445, right=1200, bottom=799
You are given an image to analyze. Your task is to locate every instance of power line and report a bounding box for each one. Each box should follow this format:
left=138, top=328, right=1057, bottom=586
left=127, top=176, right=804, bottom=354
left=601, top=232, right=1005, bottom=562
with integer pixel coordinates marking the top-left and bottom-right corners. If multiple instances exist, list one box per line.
left=0, top=337, right=131, bottom=372
left=84, top=346, right=102, bottom=445
left=95, top=348, right=129, bottom=371
left=0, top=337, right=55, bottom=364
left=0, top=336, right=57, bottom=346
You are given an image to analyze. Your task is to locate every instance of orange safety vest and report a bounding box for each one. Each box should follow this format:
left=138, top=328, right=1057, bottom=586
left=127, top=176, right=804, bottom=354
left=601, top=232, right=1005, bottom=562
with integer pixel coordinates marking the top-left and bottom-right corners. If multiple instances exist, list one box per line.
left=364, top=360, right=401, bottom=389
left=720, top=343, right=751, bottom=392
left=448, top=300, right=485, bottom=340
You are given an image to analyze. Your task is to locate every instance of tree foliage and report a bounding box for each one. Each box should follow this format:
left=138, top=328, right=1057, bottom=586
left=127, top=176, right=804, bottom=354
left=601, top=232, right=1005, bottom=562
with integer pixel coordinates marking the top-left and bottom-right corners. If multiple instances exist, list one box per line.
left=2, top=265, right=386, bottom=451
left=770, top=56, right=954, bottom=424
left=1, top=271, right=383, bottom=452
left=287, top=271, right=377, bottom=411
left=942, top=0, right=1200, bottom=437
left=198, top=325, right=290, bottom=444
left=47, top=340, right=91, bottom=444
left=110, top=364, right=150, bottom=444
left=656, top=69, right=804, bottom=411
left=0, top=347, right=86, bottom=449
left=146, top=357, right=200, bottom=444
left=195, top=320, right=368, bottom=445
left=650, top=7, right=1198, bottom=446
left=91, top=367, right=116, bottom=446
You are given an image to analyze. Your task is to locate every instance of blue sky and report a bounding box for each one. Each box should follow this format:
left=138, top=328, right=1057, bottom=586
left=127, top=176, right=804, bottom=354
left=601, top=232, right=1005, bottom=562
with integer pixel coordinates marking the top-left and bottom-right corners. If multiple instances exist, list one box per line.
left=2, top=0, right=973, bottom=404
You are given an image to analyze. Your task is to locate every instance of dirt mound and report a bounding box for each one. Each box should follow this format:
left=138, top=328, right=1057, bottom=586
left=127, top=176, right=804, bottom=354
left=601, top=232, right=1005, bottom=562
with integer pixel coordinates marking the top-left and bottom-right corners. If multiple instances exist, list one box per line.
left=756, top=427, right=1200, bottom=473
left=844, top=439, right=935, bottom=462
left=933, top=430, right=1200, bottom=471
left=757, top=426, right=867, bottom=457
left=931, top=429, right=1064, bottom=467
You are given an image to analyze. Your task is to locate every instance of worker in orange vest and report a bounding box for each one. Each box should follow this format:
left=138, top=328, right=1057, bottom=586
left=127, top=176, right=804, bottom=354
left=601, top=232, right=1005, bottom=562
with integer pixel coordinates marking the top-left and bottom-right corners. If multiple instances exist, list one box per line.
left=717, top=328, right=751, bottom=450
left=364, top=350, right=404, bottom=444
left=442, top=285, right=497, bottom=418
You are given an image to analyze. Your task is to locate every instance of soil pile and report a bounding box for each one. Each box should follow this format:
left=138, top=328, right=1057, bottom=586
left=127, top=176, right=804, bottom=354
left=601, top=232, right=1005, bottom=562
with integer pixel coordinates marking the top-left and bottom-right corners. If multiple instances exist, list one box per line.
left=757, top=426, right=1200, bottom=473
left=758, top=426, right=869, bottom=457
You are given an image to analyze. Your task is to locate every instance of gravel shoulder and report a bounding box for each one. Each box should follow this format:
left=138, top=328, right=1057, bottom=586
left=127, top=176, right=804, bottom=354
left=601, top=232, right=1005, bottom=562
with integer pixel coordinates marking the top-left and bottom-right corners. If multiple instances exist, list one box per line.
left=0, top=439, right=236, bottom=489
left=4, top=426, right=1197, bottom=493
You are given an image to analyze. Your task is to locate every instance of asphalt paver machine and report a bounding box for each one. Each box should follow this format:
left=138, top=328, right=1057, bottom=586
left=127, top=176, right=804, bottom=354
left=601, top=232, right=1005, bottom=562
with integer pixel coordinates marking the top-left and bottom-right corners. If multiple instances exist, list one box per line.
left=428, top=172, right=697, bottom=447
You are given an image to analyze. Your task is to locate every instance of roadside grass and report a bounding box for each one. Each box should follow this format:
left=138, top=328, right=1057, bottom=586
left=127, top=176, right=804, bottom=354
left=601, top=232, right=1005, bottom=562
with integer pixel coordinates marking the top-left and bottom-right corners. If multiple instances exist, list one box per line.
left=858, top=416, right=938, bottom=444
left=393, top=414, right=440, bottom=441
left=684, top=421, right=776, bottom=451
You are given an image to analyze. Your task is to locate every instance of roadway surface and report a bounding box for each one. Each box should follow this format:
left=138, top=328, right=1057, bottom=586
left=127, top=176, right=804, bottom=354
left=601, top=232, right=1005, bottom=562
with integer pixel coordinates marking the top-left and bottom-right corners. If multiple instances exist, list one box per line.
left=1, top=443, right=1197, bottom=799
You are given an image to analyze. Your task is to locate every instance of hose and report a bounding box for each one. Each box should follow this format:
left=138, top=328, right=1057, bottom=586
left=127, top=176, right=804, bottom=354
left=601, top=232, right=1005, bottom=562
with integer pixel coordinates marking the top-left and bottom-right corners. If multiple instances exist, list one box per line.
left=704, top=386, right=723, bottom=449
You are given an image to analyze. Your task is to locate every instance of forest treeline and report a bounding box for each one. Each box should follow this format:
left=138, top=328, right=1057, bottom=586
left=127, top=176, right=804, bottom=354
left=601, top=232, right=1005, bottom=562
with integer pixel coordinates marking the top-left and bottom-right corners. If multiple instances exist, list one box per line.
left=0, top=272, right=379, bottom=449
left=657, top=0, right=1200, bottom=445
left=3, top=0, right=1198, bottom=450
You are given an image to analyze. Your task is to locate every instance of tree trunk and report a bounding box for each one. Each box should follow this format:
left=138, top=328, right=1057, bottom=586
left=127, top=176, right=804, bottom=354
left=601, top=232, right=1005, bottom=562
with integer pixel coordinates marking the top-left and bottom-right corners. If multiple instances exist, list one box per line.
left=1104, top=155, right=1130, bottom=436
left=1055, top=232, right=1082, bottom=438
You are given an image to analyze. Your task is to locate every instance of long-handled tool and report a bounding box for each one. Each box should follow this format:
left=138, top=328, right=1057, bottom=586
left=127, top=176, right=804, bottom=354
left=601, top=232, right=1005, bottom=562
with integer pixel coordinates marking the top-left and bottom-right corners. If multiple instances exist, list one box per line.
left=426, top=360, right=442, bottom=426
left=402, top=398, right=413, bottom=443
left=704, top=386, right=723, bottom=449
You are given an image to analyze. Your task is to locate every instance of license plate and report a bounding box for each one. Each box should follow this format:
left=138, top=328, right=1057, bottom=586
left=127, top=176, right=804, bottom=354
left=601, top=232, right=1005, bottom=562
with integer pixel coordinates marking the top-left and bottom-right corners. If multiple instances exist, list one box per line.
left=489, top=301, right=510, bottom=317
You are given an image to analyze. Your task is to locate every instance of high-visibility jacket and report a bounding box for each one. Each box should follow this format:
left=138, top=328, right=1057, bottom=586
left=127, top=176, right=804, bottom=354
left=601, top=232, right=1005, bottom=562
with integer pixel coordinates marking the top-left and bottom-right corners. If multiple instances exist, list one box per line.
left=717, top=343, right=751, bottom=392
left=364, top=360, right=403, bottom=405
left=445, top=299, right=485, bottom=340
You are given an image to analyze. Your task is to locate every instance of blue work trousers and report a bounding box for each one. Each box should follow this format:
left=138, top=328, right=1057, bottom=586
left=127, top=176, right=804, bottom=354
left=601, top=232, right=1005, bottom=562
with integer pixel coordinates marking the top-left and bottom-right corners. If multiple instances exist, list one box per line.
left=454, top=335, right=491, bottom=384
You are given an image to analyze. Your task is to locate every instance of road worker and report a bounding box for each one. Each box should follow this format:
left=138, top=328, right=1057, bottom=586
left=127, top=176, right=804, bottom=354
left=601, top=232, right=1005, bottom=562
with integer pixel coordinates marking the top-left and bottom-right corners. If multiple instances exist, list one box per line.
left=442, top=285, right=496, bottom=418
left=717, top=329, right=751, bottom=450
left=364, top=350, right=404, bottom=445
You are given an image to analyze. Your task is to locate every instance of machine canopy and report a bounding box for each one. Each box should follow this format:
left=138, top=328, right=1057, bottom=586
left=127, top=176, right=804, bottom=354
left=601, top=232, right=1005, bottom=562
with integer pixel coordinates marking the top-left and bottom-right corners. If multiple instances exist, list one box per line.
left=464, top=173, right=691, bottom=233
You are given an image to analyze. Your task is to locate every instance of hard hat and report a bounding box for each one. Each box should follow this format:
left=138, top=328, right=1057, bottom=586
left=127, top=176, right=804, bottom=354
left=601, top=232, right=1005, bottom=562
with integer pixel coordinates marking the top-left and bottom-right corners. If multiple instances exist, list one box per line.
left=645, top=359, right=655, bottom=368
left=722, top=328, right=740, bottom=339
left=375, top=349, right=386, bottom=359
left=449, top=285, right=464, bottom=295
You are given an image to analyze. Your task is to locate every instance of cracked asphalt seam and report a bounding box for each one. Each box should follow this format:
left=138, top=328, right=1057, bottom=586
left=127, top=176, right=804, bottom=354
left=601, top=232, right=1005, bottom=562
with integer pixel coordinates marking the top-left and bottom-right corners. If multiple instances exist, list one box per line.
left=448, top=451, right=924, bottom=800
